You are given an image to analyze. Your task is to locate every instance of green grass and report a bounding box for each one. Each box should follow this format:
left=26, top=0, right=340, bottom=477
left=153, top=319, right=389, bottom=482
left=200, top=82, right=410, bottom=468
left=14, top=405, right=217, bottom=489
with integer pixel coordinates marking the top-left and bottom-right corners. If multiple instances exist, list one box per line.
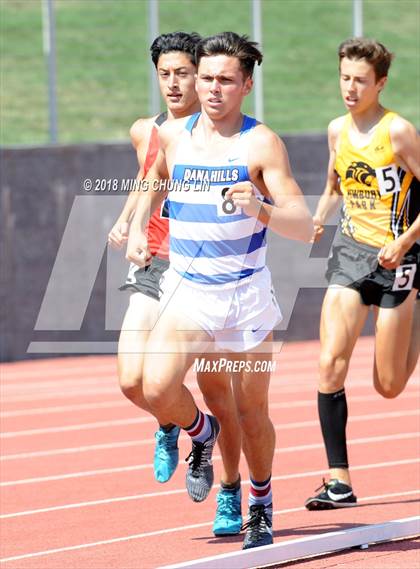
left=1, top=0, right=418, bottom=145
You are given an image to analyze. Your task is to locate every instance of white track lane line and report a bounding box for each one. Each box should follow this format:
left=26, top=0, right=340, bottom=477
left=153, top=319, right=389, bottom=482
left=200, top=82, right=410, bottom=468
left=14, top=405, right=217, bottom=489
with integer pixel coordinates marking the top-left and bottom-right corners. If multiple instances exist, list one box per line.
left=1, top=364, right=115, bottom=381
left=2, top=441, right=419, bottom=488
left=0, top=380, right=202, bottom=409
left=0, top=338, right=377, bottom=378
left=1, top=376, right=116, bottom=393
left=2, top=393, right=418, bottom=461
left=2, top=440, right=142, bottom=461
left=1, top=488, right=418, bottom=564
left=0, top=379, right=204, bottom=403
left=1, top=417, right=151, bottom=438
left=2, top=408, right=419, bottom=439
left=6, top=371, right=415, bottom=403
left=4, top=376, right=417, bottom=404
left=2, top=343, right=413, bottom=386
left=1, top=400, right=129, bottom=418
left=2, top=352, right=414, bottom=390
left=1, top=386, right=121, bottom=403
left=2, top=356, right=378, bottom=388
left=0, top=349, right=320, bottom=382
left=3, top=429, right=404, bottom=462
left=2, top=389, right=418, bottom=419
left=1, top=436, right=418, bottom=515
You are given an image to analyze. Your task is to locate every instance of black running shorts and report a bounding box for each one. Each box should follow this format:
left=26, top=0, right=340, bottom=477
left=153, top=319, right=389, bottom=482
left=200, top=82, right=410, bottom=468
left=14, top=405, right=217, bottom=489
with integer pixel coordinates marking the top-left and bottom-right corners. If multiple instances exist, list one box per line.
left=326, top=232, right=420, bottom=308
left=119, top=256, right=169, bottom=301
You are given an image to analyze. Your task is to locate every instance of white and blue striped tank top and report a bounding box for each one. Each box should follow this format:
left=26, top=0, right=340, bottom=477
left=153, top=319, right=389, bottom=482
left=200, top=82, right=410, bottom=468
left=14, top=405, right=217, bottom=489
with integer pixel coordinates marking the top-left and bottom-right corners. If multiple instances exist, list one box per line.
left=168, top=112, right=268, bottom=287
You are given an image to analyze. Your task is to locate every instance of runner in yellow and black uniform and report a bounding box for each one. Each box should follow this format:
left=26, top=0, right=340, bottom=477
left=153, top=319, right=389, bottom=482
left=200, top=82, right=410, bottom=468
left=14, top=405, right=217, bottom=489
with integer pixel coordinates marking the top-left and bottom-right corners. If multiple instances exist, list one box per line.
left=328, top=109, right=419, bottom=308
left=305, top=38, right=420, bottom=512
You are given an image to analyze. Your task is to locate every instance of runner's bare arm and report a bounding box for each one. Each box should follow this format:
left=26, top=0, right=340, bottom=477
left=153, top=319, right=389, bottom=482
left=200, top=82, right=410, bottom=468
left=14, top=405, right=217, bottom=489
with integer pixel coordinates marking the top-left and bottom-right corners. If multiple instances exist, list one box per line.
left=311, top=118, right=344, bottom=242
left=226, top=125, right=313, bottom=242
left=378, top=119, right=420, bottom=268
left=378, top=214, right=420, bottom=269
left=126, top=126, right=172, bottom=267
left=390, top=116, right=420, bottom=180
left=108, top=118, right=154, bottom=249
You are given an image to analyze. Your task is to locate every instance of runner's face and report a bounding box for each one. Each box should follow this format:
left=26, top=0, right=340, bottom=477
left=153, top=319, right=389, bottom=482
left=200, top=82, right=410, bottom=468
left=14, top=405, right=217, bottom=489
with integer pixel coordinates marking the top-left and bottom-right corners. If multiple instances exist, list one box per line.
left=196, top=55, right=252, bottom=119
left=157, top=52, right=198, bottom=115
left=339, top=57, right=387, bottom=114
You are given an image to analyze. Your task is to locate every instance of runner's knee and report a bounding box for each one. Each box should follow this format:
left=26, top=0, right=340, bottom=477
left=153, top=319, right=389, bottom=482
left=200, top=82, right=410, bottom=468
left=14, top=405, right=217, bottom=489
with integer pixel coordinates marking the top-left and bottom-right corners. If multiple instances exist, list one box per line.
left=119, top=366, right=143, bottom=390
left=142, top=374, right=177, bottom=413
left=237, top=403, right=269, bottom=436
left=319, top=352, right=348, bottom=391
left=203, top=394, right=229, bottom=420
left=202, top=383, right=235, bottom=421
left=374, top=372, right=406, bottom=399
left=118, top=370, right=149, bottom=408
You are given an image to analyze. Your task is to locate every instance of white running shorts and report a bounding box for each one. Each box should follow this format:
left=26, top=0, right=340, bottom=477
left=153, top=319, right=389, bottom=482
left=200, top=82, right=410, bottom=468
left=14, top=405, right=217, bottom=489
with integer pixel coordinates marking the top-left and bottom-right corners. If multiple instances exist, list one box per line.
left=158, top=266, right=282, bottom=352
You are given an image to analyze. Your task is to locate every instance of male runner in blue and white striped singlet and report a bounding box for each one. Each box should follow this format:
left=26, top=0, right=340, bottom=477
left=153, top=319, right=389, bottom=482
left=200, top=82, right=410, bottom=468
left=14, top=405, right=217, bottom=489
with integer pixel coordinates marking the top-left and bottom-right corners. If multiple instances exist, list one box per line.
left=127, top=32, right=313, bottom=550
left=108, top=32, right=244, bottom=537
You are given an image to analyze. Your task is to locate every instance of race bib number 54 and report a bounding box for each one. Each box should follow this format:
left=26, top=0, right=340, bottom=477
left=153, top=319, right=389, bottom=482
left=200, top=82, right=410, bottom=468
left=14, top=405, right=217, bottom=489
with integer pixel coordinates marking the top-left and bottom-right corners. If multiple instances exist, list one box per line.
left=392, top=263, right=417, bottom=291
left=376, top=164, right=401, bottom=196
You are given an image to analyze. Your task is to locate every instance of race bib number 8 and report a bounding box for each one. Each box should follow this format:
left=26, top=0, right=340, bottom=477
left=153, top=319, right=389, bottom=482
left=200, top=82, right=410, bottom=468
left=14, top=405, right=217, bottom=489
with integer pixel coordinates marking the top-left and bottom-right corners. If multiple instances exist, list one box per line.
left=376, top=164, right=401, bottom=196
left=217, top=187, right=242, bottom=217
left=392, top=263, right=417, bottom=292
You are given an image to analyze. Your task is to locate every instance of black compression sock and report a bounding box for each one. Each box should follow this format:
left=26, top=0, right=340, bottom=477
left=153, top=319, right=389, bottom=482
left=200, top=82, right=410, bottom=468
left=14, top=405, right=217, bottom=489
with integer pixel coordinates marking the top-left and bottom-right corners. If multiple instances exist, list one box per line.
left=318, top=389, right=349, bottom=468
left=221, top=476, right=241, bottom=491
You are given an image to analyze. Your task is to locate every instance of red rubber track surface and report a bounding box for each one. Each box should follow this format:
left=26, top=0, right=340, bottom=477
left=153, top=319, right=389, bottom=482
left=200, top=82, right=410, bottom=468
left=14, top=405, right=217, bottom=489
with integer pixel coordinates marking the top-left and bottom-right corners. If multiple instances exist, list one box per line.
left=1, top=337, right=419, bottom=568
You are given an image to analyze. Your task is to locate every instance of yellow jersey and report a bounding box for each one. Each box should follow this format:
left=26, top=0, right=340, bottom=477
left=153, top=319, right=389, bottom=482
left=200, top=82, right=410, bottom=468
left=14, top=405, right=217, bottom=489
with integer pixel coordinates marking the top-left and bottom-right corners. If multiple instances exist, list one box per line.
left=335, top=110, right=418, bottom=249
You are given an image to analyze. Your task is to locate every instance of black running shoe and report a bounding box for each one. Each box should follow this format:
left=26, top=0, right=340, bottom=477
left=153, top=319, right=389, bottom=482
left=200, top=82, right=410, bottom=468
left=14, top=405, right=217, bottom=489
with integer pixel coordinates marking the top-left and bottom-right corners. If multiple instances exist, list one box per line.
left=242, top=503, right=273, bottom=550
left=185, top=415, right=220, bottom=502
left=305, top=478, right=357, bottom=510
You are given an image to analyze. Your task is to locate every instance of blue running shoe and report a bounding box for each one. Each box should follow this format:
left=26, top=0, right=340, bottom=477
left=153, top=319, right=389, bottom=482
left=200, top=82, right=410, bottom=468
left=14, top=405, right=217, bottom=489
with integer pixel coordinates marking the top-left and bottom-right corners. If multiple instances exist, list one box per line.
left=153, top=426, right=180, bottom=483
left=213, top=486, right=242, bottom=536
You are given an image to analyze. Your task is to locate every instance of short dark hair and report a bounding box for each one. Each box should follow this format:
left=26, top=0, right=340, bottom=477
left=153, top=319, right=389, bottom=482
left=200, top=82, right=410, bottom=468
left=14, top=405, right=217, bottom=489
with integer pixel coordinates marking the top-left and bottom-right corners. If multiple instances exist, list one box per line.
left=196, top=32, right=263, bottom=78
left=338, top=38, right=394, bottom=81
left=150, top=32, right=202, bottom=67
